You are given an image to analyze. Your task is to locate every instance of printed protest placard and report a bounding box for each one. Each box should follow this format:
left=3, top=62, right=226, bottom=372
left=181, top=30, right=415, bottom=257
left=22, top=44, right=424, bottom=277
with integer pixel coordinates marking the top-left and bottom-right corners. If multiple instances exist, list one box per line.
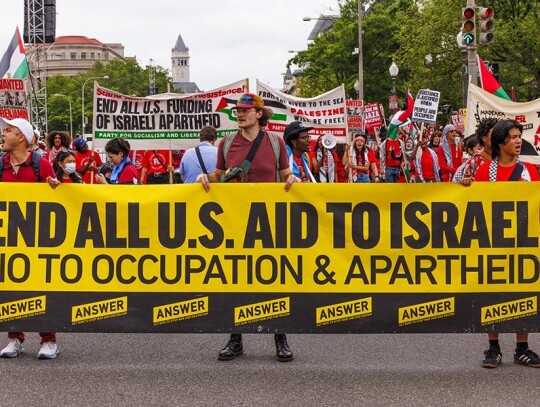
left=92, top=79, right=249, bottom=150
left=257, top=80, right=347, bottom=142
left=411, top=89, right=440, bottom=123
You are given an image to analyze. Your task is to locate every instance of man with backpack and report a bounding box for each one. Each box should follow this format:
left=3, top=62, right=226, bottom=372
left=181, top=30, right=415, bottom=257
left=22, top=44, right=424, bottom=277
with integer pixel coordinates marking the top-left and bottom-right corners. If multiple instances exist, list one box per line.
left=0, top=117, right=60, bottom=359
left=196, top=93, right=300, bottom=362
left=178, top=125, right=218, bottom=183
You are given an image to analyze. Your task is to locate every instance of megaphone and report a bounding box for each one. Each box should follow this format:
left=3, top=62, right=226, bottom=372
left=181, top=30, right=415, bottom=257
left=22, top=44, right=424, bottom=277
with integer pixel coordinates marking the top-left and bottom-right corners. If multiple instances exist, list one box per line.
left=321, top=133, right=337, bottom=149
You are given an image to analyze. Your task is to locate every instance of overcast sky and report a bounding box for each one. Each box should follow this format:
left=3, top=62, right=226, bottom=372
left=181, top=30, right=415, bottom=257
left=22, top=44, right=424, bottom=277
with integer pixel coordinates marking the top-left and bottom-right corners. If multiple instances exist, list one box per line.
left=2, top=0, right=338, bottom=92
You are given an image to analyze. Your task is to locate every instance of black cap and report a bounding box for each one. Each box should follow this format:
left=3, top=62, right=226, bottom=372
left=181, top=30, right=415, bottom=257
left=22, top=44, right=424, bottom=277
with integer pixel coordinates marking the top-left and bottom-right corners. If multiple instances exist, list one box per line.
left=283, top=121, right=314, bottom=141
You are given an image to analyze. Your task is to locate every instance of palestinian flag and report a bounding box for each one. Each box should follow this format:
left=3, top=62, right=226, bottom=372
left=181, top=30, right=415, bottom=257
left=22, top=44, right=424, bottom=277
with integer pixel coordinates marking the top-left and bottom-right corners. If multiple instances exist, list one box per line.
left=477, top=55, right=510, bottom=101
left=387, top=91, right=414, bottom=139
left=0, top=27, right=29, bottom=79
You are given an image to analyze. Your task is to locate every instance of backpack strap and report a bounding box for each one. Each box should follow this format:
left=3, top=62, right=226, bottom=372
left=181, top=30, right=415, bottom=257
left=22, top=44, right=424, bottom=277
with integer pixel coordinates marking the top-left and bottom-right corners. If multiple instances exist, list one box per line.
left=0, top=153, right=5, bottom=181
left=222, top=133, right=235, bottom=165
left=0, top=152, right=40, bottom=182
left=222, top=131, right=282, bottom=181
left=31, top=151, right=41, bottom=182
left=267, top=132, right=281, bottom=181
left=195, top=146, right=208, bottom=174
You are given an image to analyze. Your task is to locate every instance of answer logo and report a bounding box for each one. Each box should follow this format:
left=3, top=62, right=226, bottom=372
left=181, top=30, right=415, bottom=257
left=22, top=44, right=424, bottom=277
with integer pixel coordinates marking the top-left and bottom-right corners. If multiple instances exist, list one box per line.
left=153, top=297, right=209, bottom=325
left=72, top=296, right=128, bottom=325
left=399, top=297, right=455, bottom=326
left=481, top=297, right=537, bottom=325
left=316, top=298, right=372, bottom=326
left=0, top=295, right=46, bottom=322
left=235, top=297, right=290, bottom=326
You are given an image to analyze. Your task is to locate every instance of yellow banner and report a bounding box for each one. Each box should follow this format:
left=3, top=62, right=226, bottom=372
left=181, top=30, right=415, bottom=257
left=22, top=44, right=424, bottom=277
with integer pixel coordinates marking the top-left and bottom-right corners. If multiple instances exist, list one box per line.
left=0, top=182, right=538, bottom=293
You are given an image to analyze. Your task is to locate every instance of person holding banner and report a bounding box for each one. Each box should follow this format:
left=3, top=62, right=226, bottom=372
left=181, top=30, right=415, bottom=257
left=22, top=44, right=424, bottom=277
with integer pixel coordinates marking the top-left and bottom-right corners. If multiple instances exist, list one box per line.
left=196, top=93, right=298, bottom=362
left=95, top=138, right=139, bottom=185
left=436, top=124, right=462, bottom=182
left=0, top=117, right=59, bottom=359
left=50, top=150, right=84, bottom=185
left=283, top=121, right=316, bottom=183
left=458, top=118, right=497, bottom=187
left=469, top=119, right=540, bottom=368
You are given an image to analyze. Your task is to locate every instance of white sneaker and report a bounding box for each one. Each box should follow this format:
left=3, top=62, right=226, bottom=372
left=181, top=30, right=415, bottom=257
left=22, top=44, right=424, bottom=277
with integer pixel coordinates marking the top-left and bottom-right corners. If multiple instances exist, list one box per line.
left=0, top=339, right=24, bottom=358
left=37, top=341, right=59, bottom=359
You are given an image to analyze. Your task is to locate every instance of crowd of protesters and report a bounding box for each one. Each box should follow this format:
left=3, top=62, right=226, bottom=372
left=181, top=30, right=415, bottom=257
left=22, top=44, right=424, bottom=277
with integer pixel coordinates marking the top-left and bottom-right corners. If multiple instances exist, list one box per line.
left=1, top=103, right=539, bottom=367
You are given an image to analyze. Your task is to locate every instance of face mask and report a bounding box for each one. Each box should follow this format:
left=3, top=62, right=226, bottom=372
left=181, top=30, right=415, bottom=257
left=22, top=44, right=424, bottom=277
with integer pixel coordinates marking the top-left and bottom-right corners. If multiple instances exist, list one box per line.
left=64, top=163, right=76, bottom=175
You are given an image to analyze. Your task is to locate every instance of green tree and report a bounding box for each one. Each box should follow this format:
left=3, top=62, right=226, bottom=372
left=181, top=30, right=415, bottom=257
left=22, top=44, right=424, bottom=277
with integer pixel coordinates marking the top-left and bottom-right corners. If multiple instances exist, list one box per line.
left=45, top=59, right=174, bottom=135
left=290, top=0, right=540, bottom=119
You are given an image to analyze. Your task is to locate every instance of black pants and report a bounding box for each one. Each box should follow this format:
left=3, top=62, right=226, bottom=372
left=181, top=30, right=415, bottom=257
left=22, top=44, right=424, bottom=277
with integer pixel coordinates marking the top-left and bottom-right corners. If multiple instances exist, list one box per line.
left=146, top=172, right=170, bottom=184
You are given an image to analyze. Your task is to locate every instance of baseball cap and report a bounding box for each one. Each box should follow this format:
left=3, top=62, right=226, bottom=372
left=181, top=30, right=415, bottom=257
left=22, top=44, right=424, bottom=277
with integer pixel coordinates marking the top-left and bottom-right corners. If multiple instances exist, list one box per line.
left=0, top=117, right=34, bottom=144
left=283, top=121, right=314, bottom=141
left=74, top=137, right=88, bottom=149
left=233, top=93, right=265, bottom=110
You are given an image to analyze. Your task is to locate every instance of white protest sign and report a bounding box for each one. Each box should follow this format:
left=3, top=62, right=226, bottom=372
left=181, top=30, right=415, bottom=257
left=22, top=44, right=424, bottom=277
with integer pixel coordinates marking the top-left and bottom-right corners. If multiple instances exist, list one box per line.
left=466, top=83, right=540, bottom=163
left=256, top=80, right=347, bottom=141
left=411, top=89, right=440, bottom=123
left=92, top=79, right=249, bottom=150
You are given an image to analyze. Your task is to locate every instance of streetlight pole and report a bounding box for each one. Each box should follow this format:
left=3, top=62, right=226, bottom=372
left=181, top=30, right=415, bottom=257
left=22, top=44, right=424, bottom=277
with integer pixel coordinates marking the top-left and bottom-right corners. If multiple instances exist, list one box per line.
left=456, top=32, right=469, bottom=108
left=357, top=0, right=364, bottom=101
left=54, top=94, right=73, bottom=137
left=389, top=59, right=399, bottom=113
left=81, top=75, right=108, bottom=135
left=466, top=0, right=478, bottom=86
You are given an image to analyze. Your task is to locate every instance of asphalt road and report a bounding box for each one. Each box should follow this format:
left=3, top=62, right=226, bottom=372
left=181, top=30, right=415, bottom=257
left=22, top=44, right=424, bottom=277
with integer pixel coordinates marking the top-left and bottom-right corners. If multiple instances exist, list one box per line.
left=0, top=332, right=539, bottom=406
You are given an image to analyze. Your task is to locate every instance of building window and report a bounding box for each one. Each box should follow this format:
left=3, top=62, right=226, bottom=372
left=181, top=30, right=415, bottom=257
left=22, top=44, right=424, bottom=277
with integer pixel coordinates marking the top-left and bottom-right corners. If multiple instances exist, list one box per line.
left=97, top=53, right=101, bottom=60
left=70, top=52, right=76, bottom=60
left=81, top=52, right=87, bottom=60
left=90, top=52, right=95, bottom=59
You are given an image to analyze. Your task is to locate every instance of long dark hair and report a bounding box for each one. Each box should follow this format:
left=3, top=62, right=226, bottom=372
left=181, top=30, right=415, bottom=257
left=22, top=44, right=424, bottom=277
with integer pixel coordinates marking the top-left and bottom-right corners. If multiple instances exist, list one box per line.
left=53, top=150, right=83, bottom=183
left=353, top=134, right=368, bottom=165
left=490, top=119, right=523, bottom=159
left=104, top=137, right=131, bottom=158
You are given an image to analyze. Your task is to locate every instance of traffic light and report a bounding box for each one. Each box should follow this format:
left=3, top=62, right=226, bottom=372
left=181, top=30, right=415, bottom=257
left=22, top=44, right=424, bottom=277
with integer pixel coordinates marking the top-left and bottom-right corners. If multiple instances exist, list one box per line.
left=461, top=6, right=476, bottom=45
left=478, top=7, right=494, bottom=45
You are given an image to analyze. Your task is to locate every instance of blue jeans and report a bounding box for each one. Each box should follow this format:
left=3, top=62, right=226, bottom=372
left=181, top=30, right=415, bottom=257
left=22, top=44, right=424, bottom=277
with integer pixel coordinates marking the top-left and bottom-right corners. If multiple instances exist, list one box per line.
left=354, top=173, right=371, bottom=183
left=385, top=166, right=400, bottom=183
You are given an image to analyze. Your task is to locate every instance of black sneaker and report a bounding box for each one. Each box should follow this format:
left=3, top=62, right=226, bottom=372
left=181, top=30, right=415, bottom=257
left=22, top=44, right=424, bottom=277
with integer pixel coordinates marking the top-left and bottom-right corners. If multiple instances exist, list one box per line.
left=482, top=346, right=502, bottom=368
left=514, top=348, right=540, bottom=368
left=218, top=335, right=243, bottom=361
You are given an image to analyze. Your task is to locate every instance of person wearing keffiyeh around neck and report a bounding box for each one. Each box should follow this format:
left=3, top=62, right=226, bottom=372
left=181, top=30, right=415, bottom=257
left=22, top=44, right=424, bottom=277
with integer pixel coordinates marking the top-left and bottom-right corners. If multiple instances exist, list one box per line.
left=346, top=133, right=380, bottom=183
left=95, top=137, right=139, bottom=184
left=436, top=124, right=463, bottom=182
left=463, top=119, right=540, bottom=369
left=284, top=121, right=316, bottom=183
left=311, top=135, right=337, bottom=183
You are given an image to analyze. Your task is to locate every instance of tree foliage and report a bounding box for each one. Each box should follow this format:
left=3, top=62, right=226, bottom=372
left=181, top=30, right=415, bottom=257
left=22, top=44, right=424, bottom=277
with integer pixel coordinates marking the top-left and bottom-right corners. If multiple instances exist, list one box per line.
left=290, top=0, right=540, bottom=115
left=45, top=59, right=174, bottom=135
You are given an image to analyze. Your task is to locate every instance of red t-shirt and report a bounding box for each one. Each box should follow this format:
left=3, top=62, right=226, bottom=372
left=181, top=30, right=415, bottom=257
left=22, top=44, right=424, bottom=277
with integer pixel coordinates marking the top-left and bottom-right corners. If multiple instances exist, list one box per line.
left=75, top=149, right=103, bottom=184
left=142, top=150, right=171, bottom=176
left=1, top=153, right=55, bottom=182
left=437, top=144, right=462, bottom=182
left=217, top=132, right=289, bottom=182
left=420, top=149, right=436, bottom=180
left=116, top=164, right=140, bottom=184
left=384, top=139, right=403, bottom=167
left=129, top=150, right=146, bottom=181
left=474, top=161, right=540, bottom=182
